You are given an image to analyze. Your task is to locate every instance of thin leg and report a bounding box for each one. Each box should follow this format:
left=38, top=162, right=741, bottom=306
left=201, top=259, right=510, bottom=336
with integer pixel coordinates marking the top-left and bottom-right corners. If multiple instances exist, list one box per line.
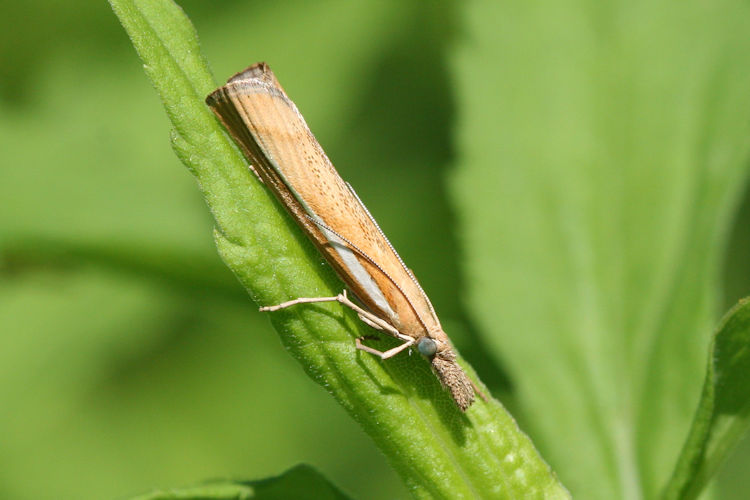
left=356, top=336, right=415, bottom=360
left=260, top=295, right=343, bottom=312
left=357, top=312, right=387, bottom=332
left=260, top=290, right=407, bottom=341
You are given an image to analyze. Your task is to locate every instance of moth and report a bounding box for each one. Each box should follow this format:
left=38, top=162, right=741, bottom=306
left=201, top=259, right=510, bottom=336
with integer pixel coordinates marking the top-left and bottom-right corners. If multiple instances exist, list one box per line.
left=206, top=62, right=479, bottom=410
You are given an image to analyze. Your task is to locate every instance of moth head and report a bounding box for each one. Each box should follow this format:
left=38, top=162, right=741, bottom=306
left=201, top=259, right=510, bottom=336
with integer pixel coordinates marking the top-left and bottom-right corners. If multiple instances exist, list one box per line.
left=416, top=337, right=438, bottom=358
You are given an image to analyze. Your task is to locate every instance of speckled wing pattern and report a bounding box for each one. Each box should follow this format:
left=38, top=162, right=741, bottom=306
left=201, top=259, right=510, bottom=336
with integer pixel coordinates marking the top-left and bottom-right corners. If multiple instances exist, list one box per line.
left=206, top=63, right=476, bottom=410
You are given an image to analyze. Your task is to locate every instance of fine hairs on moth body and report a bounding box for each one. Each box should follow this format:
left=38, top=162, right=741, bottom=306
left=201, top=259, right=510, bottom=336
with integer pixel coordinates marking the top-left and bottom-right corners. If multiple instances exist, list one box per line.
left=206, top=62, right=483, bottom=411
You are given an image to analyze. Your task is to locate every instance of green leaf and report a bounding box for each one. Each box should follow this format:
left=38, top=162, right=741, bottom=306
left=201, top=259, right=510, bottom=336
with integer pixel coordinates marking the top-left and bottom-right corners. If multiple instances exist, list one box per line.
left=663, top=298, right=750, bottom=499
left=109, top=0, right=569, bottom=497
left=131, top=464, right=351, bottom=500
left=451, top=0, right=750, bottom=498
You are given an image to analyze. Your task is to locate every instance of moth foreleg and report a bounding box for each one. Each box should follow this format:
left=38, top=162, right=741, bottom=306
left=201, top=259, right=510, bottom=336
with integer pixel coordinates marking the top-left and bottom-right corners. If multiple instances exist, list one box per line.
left=261, top=290, right=414, bottom=356
left=355, top=336, right=415, bottom=360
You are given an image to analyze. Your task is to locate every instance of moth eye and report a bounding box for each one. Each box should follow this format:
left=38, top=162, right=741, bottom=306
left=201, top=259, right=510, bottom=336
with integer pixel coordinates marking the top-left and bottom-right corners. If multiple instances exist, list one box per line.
left=417, top=337, right=438, bottom=357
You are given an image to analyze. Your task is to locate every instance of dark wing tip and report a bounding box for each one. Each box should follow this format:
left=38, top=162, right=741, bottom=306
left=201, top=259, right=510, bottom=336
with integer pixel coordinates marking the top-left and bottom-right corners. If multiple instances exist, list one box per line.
left=206, top=62, right=288, bottom=105
left=227, top=61, right=270, bottom=83
left=206, top=62, right=283, bottom=106
left=227, top=62, right=283, bottom=91
left=205, top=86, right=223, bottom=107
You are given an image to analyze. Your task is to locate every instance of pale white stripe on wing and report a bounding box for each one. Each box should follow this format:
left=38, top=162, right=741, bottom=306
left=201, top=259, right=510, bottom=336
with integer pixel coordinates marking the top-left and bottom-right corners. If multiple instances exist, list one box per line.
left=318, top=224, right=397, bottom=320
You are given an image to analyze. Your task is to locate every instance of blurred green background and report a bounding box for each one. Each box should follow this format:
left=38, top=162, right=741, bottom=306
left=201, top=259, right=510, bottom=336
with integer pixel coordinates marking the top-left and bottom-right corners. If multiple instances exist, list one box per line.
left=1, top=1, right=750, bottom=499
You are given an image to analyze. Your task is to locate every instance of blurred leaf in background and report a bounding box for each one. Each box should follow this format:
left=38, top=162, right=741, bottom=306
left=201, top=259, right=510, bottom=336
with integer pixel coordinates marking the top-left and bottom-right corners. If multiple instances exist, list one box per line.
left=130, top=464, right=352, bottom=500
left=2, top=0, right=750, bottom=499
left=452, top=0, right=750, bottom=498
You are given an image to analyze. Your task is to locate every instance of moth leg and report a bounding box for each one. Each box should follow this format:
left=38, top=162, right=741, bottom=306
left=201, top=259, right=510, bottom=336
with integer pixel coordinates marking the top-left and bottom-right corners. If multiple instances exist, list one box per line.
left=260, top=294, right=343, bottom=312
left=352, top=311, right=407, bottom=338
left=261, top=290, right=414, bottom=352
left=356, top=336, right=415, bottom=360
left=357, top=313, right=387, bottom=332
left=335, top=290, right=404, bottom=338
left=261, top=291, right=401, bottom=333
